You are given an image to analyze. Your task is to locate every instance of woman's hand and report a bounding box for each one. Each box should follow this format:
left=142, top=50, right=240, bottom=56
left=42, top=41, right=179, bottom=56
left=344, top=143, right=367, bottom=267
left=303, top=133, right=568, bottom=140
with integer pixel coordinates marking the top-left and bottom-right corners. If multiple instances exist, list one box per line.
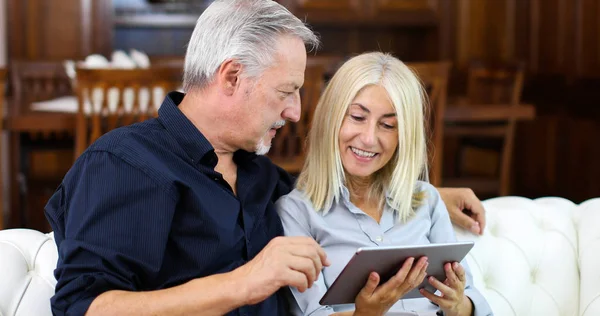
left=353, top=257, right=429, bottom=316
left=419, top=262, right=473, bottom=316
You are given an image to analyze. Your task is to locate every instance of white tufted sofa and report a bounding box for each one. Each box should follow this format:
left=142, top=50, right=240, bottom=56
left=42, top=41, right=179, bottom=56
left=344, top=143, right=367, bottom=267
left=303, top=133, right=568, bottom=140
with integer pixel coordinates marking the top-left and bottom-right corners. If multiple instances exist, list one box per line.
left=1, top=197, right=599, bottom=316
left=455, top=197, right=600, bottom=316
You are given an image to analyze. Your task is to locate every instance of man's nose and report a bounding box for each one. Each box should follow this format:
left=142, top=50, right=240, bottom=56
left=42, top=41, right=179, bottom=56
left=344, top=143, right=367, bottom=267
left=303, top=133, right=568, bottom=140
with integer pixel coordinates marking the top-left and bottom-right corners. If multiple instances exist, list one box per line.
left=282, top=95, right=301, bottom=122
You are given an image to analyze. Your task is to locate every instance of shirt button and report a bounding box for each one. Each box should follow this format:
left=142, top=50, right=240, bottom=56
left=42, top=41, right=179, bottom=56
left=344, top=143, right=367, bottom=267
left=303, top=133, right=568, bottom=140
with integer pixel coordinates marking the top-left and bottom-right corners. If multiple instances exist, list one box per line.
left=375, top=236, right=384, bottom=242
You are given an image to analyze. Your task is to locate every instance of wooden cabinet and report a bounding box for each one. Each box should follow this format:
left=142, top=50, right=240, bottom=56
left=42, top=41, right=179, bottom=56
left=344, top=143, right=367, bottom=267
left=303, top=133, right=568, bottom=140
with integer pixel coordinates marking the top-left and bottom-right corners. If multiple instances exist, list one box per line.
left=282, top=0, right=437, bottom=26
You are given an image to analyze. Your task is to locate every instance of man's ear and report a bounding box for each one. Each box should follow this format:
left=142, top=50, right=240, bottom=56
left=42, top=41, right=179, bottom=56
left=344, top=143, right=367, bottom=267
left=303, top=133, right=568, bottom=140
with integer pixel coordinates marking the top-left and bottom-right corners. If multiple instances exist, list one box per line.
left=216, top=59, right=242, bottom=96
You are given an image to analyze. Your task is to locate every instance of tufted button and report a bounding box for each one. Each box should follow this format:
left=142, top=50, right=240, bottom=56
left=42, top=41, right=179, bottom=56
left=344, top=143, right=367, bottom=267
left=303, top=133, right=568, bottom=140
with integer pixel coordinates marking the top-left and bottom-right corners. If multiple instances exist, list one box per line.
left=489, top=224, right=498, bottom=237
left=483, top=273, right=492, bottom=288
left=530, top=268, right=538, bottom=283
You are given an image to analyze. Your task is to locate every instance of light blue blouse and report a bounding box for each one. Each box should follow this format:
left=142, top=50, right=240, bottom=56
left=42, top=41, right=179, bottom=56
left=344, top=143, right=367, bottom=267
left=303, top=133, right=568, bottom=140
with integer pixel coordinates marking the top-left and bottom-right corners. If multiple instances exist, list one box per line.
left=275, top=181, right=493, bottom=316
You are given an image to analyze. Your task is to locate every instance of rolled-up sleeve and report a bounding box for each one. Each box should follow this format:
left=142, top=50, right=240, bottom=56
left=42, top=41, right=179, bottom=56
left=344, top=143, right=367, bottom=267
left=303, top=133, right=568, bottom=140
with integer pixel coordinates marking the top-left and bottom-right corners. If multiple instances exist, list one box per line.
left=425, top=183, right=493, bottom=316
left=45, top=151, right=177, bottom=316
left=276, top=195, right=334, bottom=316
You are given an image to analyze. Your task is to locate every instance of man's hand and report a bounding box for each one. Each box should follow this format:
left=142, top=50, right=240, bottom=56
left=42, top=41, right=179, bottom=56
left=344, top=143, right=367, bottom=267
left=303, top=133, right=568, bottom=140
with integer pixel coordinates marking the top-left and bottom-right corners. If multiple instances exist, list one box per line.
left=438, top=188, right=486, bottom=235
left=233, top=236, right=330, bottom=305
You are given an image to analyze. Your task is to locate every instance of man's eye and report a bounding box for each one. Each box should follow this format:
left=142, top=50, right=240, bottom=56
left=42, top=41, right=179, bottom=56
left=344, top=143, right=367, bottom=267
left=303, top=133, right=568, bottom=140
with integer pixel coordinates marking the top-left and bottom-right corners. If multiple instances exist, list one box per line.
left=280, top=91, right=294, bottom=96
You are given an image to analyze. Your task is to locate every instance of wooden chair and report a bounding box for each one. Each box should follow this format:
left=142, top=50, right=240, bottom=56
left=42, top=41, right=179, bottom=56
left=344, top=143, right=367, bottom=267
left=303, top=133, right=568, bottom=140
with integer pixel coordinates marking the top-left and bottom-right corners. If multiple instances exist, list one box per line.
left=444, top=61, right=525, bottom=196
left=8, top=61, right=75, bottom=230
left=0, top=68, right=6, bottom=229
left=74, top=66, right=182, bottom=158
left=10, top=61, right=73, bottom=117
left=267, top=61, right=326, bottom=175
left=407, top=62, right=452, bottom=187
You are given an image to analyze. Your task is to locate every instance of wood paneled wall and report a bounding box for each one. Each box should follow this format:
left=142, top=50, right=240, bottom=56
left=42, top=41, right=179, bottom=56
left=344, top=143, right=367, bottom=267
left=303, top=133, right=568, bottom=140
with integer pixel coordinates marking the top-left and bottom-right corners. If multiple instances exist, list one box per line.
left=439, top=0, right=600, bottom=202
left=3, top=0, right=600, bottom=231
left=7, top=0, right=112, bottom=61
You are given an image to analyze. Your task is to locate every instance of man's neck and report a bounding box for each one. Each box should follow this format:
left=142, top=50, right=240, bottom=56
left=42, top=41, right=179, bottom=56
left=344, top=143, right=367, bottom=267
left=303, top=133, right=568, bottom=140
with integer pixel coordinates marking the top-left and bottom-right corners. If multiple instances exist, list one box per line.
left=215, top=151, right=238, bottom=195
left=179, top=91, right=239, bottom=193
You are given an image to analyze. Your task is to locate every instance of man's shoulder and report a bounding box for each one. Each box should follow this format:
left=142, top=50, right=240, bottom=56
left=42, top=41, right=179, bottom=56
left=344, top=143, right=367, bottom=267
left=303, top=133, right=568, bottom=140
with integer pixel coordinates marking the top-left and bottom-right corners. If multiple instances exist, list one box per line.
left=87, top=119, right=169, bottom=157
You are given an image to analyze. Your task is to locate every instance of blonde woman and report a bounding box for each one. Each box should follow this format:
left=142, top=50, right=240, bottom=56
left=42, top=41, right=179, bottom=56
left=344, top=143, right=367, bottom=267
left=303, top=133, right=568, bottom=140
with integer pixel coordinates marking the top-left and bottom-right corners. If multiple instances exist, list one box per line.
left=276, top=52, right=492, bottom=316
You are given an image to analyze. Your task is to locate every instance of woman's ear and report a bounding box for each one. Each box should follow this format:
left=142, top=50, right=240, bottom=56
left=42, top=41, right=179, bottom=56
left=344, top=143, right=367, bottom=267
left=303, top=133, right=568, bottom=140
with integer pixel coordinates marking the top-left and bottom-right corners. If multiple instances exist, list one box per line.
left=216, top=59, right=242, bottom=96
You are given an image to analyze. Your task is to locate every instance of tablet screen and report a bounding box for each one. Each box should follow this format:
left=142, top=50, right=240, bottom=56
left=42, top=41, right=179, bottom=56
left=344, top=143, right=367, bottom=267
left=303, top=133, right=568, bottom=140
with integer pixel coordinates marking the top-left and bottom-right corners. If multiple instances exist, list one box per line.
left=319, top=241, right=474, bottom=306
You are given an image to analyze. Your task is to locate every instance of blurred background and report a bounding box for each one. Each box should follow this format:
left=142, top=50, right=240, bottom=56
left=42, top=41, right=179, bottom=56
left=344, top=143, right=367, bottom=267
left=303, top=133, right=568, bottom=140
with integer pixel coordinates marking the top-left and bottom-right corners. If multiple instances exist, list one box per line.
left=1, top=0, right=599, bottom=232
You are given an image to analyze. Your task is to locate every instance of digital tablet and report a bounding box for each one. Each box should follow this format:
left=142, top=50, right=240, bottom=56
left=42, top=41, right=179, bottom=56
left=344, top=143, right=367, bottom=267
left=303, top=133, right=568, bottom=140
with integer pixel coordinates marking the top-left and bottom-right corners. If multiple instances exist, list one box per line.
left=319, top=241, right=475, bottom=306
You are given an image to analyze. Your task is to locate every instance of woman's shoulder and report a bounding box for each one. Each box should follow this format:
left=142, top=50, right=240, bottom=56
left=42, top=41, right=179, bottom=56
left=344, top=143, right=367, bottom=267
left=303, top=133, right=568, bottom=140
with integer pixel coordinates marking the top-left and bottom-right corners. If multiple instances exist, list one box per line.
left=415, top=180, right=439, bottom=195
left=275, top=188, right=316, bottom=213
left=414, top=180, right=443, bottom=207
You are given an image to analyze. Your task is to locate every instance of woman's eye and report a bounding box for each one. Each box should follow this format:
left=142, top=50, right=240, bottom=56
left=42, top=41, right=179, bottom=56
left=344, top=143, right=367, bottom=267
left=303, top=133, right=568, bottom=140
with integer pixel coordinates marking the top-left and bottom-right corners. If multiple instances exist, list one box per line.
left=350, top=115, right=365, bottom=122
left=381, top=123, right=396, bottom=129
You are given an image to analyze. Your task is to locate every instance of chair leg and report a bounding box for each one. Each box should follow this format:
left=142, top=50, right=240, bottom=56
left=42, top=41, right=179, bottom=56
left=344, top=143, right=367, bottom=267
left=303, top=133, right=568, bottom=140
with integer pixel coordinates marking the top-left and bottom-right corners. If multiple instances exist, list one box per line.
left=499, top=120, right=516, bottom=196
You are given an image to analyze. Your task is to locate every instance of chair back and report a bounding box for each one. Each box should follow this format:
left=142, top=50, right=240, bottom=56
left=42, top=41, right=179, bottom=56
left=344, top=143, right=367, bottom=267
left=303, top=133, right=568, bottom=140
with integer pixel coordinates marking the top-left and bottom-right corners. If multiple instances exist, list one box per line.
left=407, top=61, right=452, bottom=186
left=467, top=61, right=525, bottom=105
left=74, top=66, right=182, bottom=158
left=10, top=61, right=73, bottom=117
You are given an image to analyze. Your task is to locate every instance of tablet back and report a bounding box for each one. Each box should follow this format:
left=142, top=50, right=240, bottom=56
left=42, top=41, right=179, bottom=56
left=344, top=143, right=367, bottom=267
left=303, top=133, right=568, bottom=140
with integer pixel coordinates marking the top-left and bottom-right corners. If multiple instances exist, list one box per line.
left=319, top=241, right=474, bottom=306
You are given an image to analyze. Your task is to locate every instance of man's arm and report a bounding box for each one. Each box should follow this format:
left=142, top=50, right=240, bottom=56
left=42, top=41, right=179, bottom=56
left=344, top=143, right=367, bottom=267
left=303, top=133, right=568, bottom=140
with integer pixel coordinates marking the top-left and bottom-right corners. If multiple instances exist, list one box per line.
left=87, top=235, right=329, bottom=315
left=87, top=270, right=248, bottom=316
left=49, top=151, right=328, bottom=316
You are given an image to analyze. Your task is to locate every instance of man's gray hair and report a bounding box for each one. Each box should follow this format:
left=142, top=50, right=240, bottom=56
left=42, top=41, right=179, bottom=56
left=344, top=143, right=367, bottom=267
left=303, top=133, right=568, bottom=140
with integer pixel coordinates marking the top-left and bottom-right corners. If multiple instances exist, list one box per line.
left=183, top=0, right=320, bottom=92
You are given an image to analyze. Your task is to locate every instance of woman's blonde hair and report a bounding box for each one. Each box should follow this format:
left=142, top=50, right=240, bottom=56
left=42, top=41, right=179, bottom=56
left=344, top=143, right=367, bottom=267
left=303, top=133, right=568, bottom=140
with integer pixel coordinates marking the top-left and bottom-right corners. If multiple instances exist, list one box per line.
left=296, top=52, right=428, bottom=222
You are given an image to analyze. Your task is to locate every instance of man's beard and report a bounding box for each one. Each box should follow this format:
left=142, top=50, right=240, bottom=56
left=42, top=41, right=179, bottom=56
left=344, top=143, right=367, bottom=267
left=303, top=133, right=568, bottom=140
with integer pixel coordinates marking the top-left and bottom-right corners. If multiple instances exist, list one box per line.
left=255, top=120, right=286, bottom=155
left=255, top=141, right=271, bottom=155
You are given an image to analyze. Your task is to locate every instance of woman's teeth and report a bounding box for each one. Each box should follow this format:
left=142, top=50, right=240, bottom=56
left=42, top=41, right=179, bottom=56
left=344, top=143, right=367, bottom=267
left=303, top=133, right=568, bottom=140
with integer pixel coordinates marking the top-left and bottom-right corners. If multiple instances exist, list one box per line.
left=351, top=147, right=376, bottom=158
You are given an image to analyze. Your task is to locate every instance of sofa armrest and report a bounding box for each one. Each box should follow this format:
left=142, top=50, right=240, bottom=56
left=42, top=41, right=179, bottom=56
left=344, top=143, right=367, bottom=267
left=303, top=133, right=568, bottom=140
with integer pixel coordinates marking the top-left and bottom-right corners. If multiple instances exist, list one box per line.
left=0, top=229, right=57, bottom=316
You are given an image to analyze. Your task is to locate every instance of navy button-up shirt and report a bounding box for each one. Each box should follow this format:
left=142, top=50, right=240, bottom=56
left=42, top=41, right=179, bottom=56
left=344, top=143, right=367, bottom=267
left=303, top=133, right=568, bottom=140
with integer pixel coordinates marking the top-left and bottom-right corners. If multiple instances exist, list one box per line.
left=45, top=92, right=294, bottom=316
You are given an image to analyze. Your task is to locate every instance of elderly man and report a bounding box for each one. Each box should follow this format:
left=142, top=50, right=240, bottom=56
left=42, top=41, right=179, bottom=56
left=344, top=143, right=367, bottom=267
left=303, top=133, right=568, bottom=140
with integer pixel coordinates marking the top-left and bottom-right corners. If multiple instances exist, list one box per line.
left=45, top=0, right=485, bottom=315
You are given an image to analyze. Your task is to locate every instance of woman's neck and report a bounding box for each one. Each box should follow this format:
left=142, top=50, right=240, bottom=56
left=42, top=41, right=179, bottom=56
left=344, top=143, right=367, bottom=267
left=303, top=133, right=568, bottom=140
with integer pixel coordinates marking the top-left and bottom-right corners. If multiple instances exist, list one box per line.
left=346, top=175, right=382, bottom=222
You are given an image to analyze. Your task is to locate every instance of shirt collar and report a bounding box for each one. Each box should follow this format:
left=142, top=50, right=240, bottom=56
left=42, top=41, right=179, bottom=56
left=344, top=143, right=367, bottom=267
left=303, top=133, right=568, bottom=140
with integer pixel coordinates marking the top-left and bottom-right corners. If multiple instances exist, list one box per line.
left=157, top=91, right=258, bottom=168
left=336, top=183, right=397, bottom=230
left=338, top=183, right=394, bottom=215
left=157, top=91, right=216, bottom=167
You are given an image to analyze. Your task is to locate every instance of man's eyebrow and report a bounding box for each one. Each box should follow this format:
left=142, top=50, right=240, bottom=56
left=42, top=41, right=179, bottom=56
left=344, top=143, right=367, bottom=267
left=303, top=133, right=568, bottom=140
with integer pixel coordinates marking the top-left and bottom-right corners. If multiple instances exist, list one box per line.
left=350, top=103, right=396, bottom=117
left=279, top=82, right=302, bottom=89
